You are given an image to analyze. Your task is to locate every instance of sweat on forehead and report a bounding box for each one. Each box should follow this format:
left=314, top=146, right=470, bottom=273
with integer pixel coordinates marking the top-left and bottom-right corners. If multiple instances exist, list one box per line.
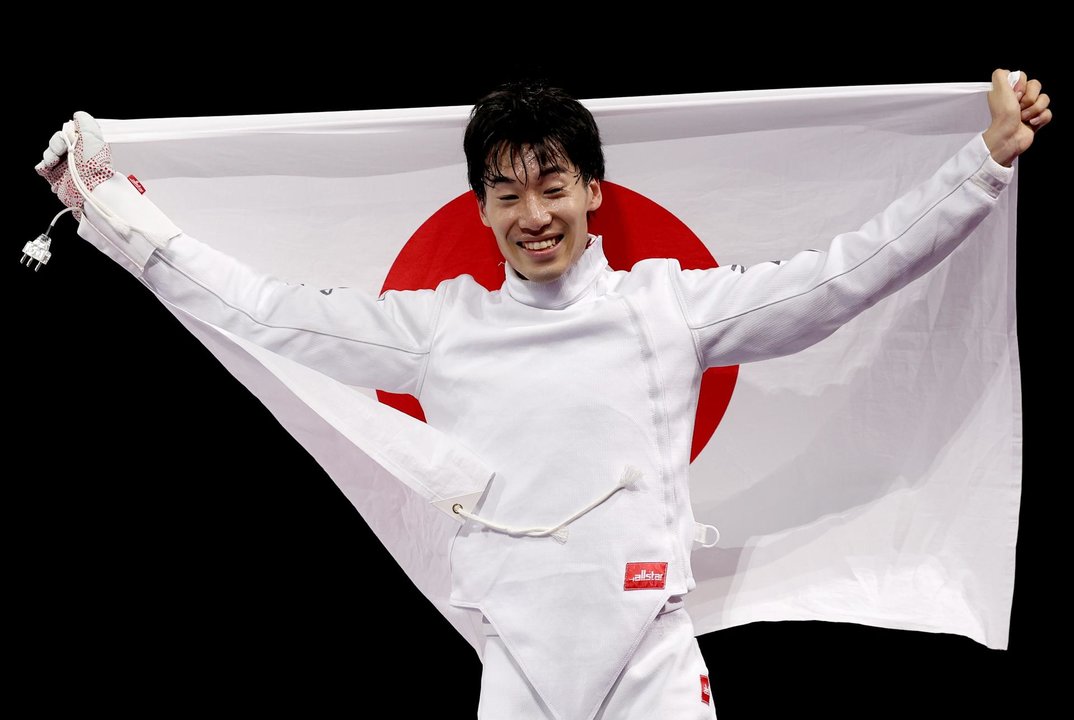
left=485, top=142, right=580, bottom=186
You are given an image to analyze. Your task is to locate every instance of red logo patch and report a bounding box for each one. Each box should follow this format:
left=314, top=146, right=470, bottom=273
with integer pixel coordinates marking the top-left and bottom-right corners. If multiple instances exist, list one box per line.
left=623, top=562, right=667, bottom=590
left=127, top=174, right=146, bottom=194
left=701, top=674, right=711, bottom=705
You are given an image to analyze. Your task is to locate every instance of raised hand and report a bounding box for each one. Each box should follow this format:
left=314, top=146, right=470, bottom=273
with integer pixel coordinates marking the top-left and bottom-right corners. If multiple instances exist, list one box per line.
left=36, top=111, right=115, bottom=220
left=983, top=69, right=1053, bottom=167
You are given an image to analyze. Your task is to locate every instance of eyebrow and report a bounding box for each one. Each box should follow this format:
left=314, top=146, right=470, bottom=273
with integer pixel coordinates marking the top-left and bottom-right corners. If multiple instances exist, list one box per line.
left=488, top=164, right=567, bottom=186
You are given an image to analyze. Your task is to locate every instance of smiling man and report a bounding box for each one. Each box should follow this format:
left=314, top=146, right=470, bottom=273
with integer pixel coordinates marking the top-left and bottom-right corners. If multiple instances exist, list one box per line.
left=36, top=70, right=1051, bottom=719
left=479, top=152, right=602, bottom=282
left=469, top=84, right=605, bottom=284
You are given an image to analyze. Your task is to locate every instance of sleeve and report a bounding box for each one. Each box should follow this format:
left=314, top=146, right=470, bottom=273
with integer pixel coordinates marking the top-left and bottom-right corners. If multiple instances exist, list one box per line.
left=670, top=133, right=1015, bottom=369
left=75, top=173, right=442, bottom=396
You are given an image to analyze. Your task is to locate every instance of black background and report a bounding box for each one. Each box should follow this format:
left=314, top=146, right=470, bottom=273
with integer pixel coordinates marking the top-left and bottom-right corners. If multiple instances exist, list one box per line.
left=10, top=28, right=1063, bottom=718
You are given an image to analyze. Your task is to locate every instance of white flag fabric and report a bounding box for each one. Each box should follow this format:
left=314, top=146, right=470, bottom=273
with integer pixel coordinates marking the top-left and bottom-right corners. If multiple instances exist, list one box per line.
left=94, top=80, right=1019, bottom=653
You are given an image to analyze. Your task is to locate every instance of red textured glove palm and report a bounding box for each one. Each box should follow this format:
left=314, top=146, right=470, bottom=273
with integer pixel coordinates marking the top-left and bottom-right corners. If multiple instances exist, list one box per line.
left=36, top=111, right=115, bottom=221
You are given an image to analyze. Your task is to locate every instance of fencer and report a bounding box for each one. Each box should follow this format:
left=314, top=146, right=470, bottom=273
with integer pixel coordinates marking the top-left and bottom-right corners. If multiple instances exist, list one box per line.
left=35, top=69, right=1051, bottom=719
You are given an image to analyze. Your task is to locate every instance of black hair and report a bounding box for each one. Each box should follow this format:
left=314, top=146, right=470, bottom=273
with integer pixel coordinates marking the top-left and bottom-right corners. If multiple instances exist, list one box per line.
left=464, top=81, right=605, bottom=204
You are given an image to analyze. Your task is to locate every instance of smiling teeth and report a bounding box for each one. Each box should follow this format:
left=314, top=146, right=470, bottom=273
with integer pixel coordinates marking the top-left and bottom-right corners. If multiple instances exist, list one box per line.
left=522, top=237, right=560, bottom=251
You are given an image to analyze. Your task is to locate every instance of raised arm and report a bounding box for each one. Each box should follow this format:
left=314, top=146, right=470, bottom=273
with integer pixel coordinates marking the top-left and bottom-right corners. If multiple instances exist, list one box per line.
left=36, top=112, right=441, bottom=395
left=673, top=68, right=1052, bottom=368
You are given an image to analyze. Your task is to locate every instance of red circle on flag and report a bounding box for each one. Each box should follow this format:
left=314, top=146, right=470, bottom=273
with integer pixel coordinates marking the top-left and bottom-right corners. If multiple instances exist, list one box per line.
left=379, top=181, right=738, bottom=462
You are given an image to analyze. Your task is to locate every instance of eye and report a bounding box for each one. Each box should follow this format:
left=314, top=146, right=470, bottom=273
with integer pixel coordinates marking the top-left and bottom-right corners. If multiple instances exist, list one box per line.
left=497, top=194, right=518, bottom=202
left=544, top=187, right=565, bottom=196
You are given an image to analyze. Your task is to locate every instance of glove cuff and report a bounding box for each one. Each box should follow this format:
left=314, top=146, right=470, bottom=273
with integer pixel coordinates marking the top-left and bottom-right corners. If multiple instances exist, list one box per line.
left=80, top=173, right=183, bottom=275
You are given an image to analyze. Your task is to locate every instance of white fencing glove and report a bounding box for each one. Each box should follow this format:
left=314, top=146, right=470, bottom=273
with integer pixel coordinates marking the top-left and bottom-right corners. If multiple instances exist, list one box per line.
left=36, top=111, right=115, bottom=221
left=34, top=111, right=182, bottom=273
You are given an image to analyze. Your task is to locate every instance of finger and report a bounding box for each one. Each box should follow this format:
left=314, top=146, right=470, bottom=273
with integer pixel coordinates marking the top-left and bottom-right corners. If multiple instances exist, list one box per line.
left=73, top=110, right=106, bottom=158
left=1019, top=78, right=1042, bottom=107
left=1029, top=106, right=1053, bottom=128
left=42, top=130, right=69, bottom=166
left=49, top=130, right=68, bottom=156
left=1012, top=71, right=1027, bottom=102
left=1005, top=69, right=1026, bottom=102
left=38, top=131, right=69, bottom=172
left=1021, top=91, right=1050, bottom=120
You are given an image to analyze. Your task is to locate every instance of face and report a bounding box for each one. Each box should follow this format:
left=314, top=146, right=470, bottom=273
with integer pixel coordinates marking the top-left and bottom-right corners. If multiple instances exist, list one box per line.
left=478, top=146, right=602, bottom=284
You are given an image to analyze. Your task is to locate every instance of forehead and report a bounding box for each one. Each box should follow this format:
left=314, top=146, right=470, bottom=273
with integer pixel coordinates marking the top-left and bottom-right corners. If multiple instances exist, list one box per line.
left=488, top=143, right=578, bottom=185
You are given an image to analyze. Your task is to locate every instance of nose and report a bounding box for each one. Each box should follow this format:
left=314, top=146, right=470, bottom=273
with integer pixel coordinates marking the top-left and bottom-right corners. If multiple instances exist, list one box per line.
left=518, top=193, right=552, bottom=232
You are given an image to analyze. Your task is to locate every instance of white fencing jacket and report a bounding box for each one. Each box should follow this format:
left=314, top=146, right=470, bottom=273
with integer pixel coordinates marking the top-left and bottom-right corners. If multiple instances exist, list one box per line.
left=77, top=132, right=1012, bottom=720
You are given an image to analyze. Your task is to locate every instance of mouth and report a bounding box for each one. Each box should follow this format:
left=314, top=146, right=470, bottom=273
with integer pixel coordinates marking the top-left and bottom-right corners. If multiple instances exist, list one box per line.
left=517, top=235, right=563, bottom=253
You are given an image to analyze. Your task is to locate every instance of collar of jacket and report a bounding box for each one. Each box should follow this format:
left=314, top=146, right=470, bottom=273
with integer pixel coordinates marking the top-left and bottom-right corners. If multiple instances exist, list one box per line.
left=501, top=234, right=607, bottom=310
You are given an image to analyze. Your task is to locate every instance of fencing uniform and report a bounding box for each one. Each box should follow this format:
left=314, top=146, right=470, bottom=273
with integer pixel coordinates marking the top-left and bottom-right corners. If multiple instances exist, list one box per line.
left=72, top=132, right=1012, bottom=719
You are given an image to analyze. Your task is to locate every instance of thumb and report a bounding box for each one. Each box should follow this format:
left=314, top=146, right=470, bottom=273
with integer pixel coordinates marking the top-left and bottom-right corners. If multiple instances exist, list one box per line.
left=993, top=68, right=1024, bottom=99
left=988, top=68, right=1021, bottom=120
left=73, top=110, right=107, bottom=159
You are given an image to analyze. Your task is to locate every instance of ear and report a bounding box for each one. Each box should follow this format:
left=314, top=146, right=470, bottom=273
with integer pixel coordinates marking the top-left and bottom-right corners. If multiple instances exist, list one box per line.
left=586, top=178, right=603, bottom=212
left=478, top=197, right=491, bottom=228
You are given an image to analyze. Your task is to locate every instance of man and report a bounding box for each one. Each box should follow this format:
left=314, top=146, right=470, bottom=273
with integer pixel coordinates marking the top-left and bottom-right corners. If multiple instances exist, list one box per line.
left=35, top=69, right=1051, bottom=718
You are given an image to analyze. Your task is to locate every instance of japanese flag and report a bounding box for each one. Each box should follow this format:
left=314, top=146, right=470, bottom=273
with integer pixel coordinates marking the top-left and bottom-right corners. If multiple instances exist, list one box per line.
left=77, top=80, right=1020, bottom=655
left=20, top=54, right=1054, bottom=717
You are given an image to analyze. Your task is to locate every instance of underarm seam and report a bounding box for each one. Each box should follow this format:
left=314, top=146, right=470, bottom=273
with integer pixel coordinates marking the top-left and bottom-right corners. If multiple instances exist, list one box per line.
left=152, top=252, right=430, bottom=356
left=690, top=174, right=977, bottom=331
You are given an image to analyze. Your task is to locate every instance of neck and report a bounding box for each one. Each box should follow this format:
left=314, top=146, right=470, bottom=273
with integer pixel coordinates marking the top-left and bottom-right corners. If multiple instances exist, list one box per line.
left=503, top=234, right=607, bottom=310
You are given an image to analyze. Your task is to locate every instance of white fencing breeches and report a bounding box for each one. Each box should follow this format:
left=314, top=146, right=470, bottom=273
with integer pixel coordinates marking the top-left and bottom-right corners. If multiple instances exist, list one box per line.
left=477, top=598, right=717, bottom=719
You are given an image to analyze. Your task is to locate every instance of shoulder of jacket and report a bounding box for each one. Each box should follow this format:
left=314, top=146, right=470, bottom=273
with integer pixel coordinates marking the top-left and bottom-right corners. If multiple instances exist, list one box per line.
left=379, top=273, right=487, bottom=298
left=611, top=257, right=683, bottom=288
